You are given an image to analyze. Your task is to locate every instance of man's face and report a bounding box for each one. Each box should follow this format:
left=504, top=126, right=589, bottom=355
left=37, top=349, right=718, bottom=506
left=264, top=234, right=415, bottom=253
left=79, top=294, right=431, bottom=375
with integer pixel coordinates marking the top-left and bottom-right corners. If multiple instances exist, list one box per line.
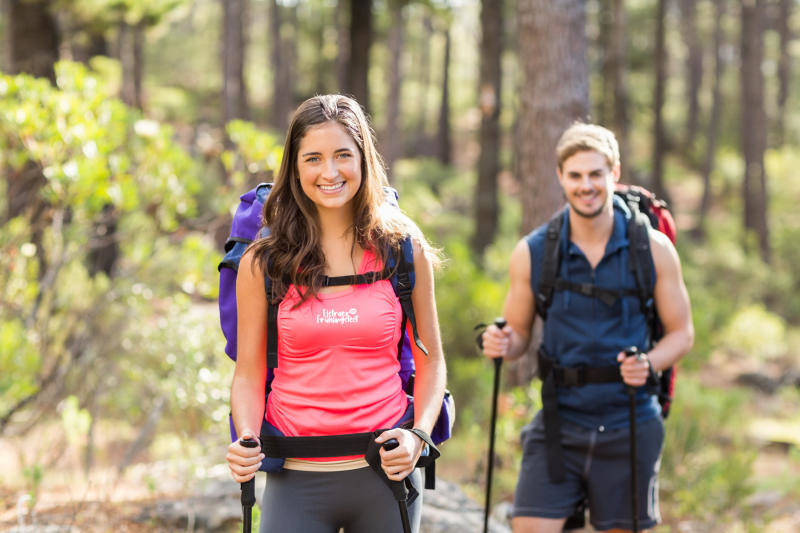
left=557, top=150, right=619, bottom=219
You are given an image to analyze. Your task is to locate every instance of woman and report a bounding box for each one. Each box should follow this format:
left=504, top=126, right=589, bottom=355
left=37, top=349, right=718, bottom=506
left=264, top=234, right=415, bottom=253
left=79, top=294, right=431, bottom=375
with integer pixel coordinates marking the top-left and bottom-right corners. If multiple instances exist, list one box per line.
left=226, top=94, right=447, bottom=533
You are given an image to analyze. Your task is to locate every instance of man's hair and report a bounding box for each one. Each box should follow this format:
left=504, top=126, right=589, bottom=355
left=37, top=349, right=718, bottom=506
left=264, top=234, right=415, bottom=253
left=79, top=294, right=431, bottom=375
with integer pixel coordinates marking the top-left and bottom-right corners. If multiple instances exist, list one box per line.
left=556, top=122, right=620, bottom=170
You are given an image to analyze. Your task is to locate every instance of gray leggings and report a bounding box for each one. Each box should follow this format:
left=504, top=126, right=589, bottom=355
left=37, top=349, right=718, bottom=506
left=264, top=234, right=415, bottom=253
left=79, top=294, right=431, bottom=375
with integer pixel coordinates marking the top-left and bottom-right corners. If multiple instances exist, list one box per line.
left=259, top=466, right=423, bottom=533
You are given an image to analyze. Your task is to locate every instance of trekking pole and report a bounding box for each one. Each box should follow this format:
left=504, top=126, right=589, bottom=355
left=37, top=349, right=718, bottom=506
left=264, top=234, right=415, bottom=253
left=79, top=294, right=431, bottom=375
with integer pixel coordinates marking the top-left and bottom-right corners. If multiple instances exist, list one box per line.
left=382, top=438, right=412, bottom=533
left=239, top=438, right=260, bottom=533
left=624, top=347, right=642, bottom=533
left=483, top=317, right=507, bottom=533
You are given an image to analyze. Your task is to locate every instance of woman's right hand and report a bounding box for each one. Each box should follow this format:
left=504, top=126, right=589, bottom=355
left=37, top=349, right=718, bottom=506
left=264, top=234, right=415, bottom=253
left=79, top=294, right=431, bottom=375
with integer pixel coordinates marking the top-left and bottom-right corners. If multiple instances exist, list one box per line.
left=481, top=323, right=511, bottom=360
left=226, top=431, right=264, bottom=483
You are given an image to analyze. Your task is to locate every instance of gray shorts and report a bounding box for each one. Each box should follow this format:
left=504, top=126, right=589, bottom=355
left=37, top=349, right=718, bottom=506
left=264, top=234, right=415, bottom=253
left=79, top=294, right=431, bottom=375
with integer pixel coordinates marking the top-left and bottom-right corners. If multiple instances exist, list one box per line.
left=513, top=411, right=664, bottom=531
left=260, top=466, right=423, bottom=533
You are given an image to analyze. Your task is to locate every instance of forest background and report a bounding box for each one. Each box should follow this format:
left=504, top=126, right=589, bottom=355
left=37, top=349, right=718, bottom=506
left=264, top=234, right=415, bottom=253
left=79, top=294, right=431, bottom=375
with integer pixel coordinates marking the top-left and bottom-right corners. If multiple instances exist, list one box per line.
left=1, top=0, right=799, bottom=531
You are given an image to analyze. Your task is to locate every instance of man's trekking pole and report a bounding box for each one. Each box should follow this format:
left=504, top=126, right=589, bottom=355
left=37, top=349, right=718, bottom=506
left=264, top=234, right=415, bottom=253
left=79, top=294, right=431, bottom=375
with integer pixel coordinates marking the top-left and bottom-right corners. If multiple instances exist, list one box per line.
left=624, top=347, right=643, bottom=533
left=483, top=317, right=507, bottom=533
left=239, top=438, right=260, bottom=533
left=382, top=438, right=412, bottom=533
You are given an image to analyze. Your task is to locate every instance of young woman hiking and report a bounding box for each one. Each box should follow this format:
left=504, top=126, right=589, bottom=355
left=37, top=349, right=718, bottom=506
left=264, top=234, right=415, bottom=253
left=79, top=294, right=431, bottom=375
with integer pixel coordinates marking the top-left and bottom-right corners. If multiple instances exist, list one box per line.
left=225, top=94, right=447, bottom=533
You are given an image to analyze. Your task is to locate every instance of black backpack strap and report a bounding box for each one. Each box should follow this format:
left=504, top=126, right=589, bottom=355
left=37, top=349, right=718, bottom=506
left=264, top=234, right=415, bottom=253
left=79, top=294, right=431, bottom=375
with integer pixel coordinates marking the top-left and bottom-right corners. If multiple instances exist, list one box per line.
left=626, top=209, right=657, bottom=344
left=324, top=270, right=389, bottom=287
left=393, top=236, right=428, bottom=356
left=265, top=275, right=280, bottom=369
left=535, top=210, right=565, bottom=320
left=552, top=279, right=640, bottom=307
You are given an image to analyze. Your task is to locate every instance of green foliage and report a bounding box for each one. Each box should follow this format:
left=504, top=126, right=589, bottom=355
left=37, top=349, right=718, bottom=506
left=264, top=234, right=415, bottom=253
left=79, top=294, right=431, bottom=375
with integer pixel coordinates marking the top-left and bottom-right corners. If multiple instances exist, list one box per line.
left=660, top=377, right=756, bottom=522
left=223, top=119, right=284, bottom=190
left=720, top=305, right=788, bottom=361
left=0, top=62, right=228, bottom=442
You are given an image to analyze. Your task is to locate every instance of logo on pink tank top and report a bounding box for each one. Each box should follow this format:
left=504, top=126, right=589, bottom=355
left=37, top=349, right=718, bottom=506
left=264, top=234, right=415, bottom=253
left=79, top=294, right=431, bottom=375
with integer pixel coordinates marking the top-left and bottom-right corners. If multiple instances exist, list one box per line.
left=316, top=307, right=360, bottom=325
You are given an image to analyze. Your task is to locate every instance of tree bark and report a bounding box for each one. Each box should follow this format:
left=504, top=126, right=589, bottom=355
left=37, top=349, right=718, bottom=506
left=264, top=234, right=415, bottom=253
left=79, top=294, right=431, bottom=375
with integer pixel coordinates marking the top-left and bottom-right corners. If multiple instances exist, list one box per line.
left=694, top=0, right=726, bottom=240
left=222, top=0, right=249, bottom=125
left=775, top=0, right=792, bottom=145
left=336, top=4, right=349, bottom=94
left=517, top=0, right=589, bottom=234
left=651, top=0, right=669, bottom=202
left=6, top=0, right=59, bottom=83
left=383, top=0, right=407, bottom=179
left=270, top=0, right=292, bottom=129
left=471, top=0, right=504, bottom=256
left=118, top=20, right=144, bottom=110
left=678, top=0, right=703, bottom=157
left=740, top=0, right=770, bottom=262
left=347, top=0, right=372, bottom=112
left=609, top=0, right=631, bottom=183
left=436, top=27, right=452, bottom=165
left=414, top=14, right=434, bottom=154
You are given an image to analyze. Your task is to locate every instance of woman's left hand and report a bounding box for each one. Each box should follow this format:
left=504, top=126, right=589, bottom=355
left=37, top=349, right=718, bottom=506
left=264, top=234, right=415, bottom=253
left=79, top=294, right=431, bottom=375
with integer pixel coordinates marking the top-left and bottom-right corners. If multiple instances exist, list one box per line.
left=374, top=428, right=424, bottom=481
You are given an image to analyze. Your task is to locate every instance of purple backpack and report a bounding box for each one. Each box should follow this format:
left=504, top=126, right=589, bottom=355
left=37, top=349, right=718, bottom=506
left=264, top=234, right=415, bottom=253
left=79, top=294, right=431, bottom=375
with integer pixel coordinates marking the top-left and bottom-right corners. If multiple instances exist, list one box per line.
left=218, top=183, right=455, bottom=457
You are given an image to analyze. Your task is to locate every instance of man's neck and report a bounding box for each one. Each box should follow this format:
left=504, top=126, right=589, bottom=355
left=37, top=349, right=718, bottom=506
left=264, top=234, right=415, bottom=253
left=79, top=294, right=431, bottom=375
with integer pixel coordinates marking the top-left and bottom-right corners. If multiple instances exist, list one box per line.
left=568, top=203, right=615, bottom=247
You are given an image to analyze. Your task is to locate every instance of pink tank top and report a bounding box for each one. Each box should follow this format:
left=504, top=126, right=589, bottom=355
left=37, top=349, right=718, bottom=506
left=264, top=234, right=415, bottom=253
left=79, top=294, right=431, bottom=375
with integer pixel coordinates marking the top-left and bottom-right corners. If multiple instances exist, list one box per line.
left=265, top=249, right=408, bottom=456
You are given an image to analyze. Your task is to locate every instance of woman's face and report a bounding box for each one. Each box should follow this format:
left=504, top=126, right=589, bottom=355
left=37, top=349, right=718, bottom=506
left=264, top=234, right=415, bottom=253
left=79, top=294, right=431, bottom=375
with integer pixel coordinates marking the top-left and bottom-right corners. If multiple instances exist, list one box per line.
left=295, top=120, right=362, bottom=216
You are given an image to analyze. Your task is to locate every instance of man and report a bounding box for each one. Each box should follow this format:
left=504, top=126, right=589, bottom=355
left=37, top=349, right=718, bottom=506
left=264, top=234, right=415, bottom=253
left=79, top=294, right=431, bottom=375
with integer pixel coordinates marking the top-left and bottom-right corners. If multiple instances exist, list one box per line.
left=482, top=123, right=693, bottom=533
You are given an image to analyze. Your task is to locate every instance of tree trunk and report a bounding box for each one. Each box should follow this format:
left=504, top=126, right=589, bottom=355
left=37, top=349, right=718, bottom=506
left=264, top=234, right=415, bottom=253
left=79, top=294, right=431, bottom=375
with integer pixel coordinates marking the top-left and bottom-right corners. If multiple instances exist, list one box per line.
left=471, top=0, right=504, bottom=256
left=609, top=0, right=631, bottom=184
left=775, top=0, right=792, bottom=145
left=740, top=0, right=770, bottom=262
left=336, top=4, right=349, bottom=94
left=694, top=0, right=726, bottom=240
left=414, top=15, right=434, bottom=155
left=651, top=0, right=669, bottom=202
left=383, top=0, right=407, bottom=180
left=517, top=0, right=589, bottom=234
left=596, top=0, right=613, bottom=126
left=436, top=27, right=452, bottom=165
left=347, top=0, right=372, bottom=112
left=4, top=0, right=59, bottom=282
left=679, top=0, right=703, bottom=158
left=514, top=0, right=589, bottom=387
left=222, top=0, right=248, bottom=125
left=119, top=20, right=144, bottom=110
left=6, top=0, right=59, bottom=83
left=270, top=0, right=292, bottom=129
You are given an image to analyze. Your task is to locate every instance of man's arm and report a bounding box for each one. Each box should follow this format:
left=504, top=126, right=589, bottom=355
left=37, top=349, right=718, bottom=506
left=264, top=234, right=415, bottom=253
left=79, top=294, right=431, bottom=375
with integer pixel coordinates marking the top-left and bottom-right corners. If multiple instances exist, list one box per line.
left=646, top=230, right=694, bottom=371
left=482, top=238, right=537, bottom=361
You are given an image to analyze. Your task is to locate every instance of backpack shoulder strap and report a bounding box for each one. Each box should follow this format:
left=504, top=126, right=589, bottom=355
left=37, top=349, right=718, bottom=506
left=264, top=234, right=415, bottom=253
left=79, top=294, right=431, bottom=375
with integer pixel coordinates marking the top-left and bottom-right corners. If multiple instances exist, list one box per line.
left=626, top=206, right=657, bottom=342
left=390, top=236, right=428, bottom=356
left=265, top=270, right=280, bottom=369
left=535, top=209, right=566, bottom=320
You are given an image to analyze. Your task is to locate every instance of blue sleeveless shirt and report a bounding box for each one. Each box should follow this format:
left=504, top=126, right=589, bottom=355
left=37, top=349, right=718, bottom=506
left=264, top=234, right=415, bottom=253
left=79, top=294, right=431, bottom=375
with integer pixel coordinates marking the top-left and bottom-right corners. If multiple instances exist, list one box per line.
left=526, top=196, right=660, bottom=430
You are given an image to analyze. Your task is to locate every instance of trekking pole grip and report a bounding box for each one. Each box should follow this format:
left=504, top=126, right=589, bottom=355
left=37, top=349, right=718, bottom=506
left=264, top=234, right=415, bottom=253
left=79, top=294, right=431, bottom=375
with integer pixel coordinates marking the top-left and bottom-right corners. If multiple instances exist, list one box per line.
left=623, top=346, right=643, bottom=395
left=239, top=438, right=259, bottom=533
left=493, top=317, right=507, bottom=369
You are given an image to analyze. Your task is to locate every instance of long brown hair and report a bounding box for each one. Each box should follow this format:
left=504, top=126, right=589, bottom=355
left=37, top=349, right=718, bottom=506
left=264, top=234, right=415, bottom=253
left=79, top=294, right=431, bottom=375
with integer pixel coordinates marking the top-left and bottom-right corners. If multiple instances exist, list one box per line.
left=248, top=94, right=414, bottom=304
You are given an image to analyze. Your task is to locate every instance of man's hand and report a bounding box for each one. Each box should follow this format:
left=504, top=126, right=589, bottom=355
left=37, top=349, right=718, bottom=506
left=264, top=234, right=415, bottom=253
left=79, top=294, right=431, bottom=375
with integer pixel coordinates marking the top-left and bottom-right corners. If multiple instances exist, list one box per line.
left=617, top=351, right=651, bottom=387
left=481, top=322, right=512, bottom=360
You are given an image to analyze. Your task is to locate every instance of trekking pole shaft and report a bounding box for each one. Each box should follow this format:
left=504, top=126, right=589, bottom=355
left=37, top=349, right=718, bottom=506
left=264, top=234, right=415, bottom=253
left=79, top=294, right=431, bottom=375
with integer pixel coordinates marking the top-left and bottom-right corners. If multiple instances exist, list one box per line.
left=629, top=389, right=638, bottom=533
left=382, top=438, right=412, bottom=533
left=484, top=317, right=506, bottom=533
left=624, top=348, right=640, bottom=533
left=484, top=356, right=502, bottom=533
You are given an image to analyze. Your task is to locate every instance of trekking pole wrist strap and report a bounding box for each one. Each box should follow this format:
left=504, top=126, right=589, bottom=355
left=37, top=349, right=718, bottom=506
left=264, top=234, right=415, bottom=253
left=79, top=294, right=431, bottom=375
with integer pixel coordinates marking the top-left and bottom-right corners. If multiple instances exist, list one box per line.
left=409, top=427, right=440, bottom=490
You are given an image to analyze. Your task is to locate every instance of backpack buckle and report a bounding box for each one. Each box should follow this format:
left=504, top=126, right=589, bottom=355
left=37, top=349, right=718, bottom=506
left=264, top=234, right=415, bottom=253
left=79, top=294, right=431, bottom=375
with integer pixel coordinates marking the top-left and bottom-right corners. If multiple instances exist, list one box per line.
left=396, top=271, right=413, bottom=297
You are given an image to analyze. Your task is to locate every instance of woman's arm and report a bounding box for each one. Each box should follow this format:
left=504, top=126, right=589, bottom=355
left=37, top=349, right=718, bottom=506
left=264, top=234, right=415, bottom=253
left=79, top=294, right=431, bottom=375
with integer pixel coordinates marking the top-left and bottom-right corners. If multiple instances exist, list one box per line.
left=226, top=249, right=268, bottom=482
left=376, top=237, right=447, bottom=481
